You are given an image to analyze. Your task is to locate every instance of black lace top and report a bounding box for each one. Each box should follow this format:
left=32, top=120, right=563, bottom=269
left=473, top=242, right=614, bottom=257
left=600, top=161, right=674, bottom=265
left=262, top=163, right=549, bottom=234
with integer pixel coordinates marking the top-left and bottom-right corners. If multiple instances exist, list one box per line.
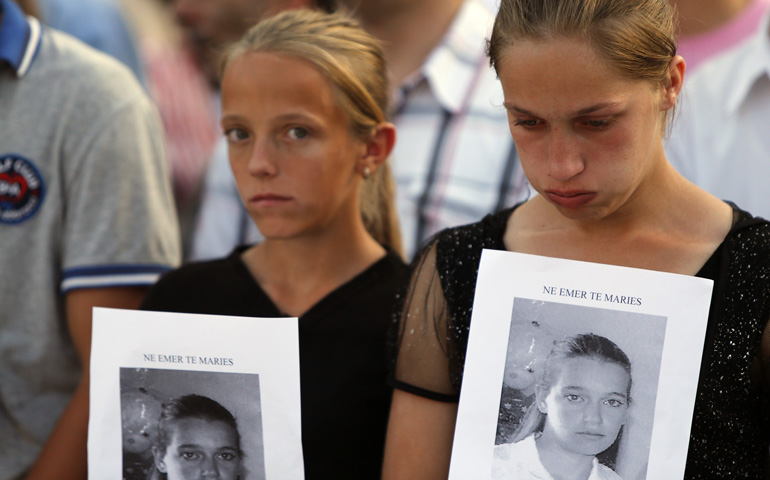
left=391, top=203, right=770, bottom=478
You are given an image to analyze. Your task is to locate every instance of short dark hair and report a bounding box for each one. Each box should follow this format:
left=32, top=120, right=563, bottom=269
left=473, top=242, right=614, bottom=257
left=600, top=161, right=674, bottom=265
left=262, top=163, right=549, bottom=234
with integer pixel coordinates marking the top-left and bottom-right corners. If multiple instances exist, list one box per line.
left=154, top=394, right=241, bottom=456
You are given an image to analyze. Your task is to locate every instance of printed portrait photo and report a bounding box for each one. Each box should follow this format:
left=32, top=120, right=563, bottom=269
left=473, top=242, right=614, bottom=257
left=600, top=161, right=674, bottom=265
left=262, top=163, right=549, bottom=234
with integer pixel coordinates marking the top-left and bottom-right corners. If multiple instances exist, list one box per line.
left=492, top=298, right=667, bottom=480
left=120, top=368, right=264, bottom=480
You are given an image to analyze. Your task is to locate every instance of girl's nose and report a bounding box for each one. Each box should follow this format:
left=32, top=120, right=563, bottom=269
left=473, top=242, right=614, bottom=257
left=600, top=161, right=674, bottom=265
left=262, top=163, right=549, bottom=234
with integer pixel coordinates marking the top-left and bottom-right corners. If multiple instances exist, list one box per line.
left=199, top=455, right=220, bottom=478
left=247, top=139, right=278, bottom=178
left=547, top=129, right=585, bottom=181
left=582, top=400, right=603, bottom=425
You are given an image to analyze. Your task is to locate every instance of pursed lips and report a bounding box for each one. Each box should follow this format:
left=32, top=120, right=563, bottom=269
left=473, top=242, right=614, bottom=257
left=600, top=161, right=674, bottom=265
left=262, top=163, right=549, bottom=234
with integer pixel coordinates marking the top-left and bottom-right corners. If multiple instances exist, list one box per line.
left=250, top=193, right=293, bottom=205
left=577, top=431, right=605, bottom=439
left=545, top=190, right=597, bottom=208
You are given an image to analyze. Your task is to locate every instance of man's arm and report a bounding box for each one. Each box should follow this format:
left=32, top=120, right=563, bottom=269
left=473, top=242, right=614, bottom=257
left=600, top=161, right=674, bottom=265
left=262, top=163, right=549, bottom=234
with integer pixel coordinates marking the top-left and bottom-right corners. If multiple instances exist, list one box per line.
left=24, top=286, right=147, bottom=480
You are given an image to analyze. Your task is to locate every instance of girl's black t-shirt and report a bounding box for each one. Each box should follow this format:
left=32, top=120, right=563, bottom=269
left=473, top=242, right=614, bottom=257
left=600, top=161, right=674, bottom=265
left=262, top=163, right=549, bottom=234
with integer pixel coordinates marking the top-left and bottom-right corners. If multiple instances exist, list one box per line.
left=142, top=248, right=409, bottom=480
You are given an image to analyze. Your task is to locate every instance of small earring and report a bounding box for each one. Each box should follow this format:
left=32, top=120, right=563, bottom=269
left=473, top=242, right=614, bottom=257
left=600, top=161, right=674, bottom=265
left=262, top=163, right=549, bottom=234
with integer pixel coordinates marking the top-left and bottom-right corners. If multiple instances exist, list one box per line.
left=362, top=166, right=371, bottom=180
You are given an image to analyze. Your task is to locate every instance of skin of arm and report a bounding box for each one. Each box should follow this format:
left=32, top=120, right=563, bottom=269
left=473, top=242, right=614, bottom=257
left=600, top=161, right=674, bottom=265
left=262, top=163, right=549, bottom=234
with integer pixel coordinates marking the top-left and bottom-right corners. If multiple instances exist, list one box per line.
left=24, top=286, right=148, bottom=480
left=381, top=389, right=459, bottom=480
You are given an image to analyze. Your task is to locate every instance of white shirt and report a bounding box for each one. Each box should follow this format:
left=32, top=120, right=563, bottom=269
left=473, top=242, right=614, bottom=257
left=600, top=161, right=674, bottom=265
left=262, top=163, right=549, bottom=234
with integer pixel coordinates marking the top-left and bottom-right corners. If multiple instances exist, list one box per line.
left=665, top=11, right=770, bottom=220
left=492, top=436, right=623, bottom=480
left=189, top=0, right=529, bottom=260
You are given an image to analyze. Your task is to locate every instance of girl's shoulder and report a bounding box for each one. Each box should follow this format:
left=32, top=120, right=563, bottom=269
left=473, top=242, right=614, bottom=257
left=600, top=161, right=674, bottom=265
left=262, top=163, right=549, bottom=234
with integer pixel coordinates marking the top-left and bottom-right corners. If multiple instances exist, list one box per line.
left=724, top=203, right=770, bottom=265
left=433, top=206, right=515, bottom=260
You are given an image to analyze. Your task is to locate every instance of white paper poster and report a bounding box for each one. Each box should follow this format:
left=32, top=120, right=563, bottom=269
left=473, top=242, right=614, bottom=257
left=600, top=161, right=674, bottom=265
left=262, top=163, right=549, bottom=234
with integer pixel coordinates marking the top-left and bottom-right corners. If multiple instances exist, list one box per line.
left=88, top=308, right=303, bottom=480
left=448, top=250, right=714, bottom=480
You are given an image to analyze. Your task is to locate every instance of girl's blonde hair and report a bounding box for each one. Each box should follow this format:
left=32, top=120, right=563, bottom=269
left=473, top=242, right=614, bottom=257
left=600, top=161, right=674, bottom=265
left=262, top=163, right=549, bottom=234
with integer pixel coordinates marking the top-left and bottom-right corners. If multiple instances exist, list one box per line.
left=221, top=9, right=403, bottom=257
left=488, top=0, right=676, bottom=84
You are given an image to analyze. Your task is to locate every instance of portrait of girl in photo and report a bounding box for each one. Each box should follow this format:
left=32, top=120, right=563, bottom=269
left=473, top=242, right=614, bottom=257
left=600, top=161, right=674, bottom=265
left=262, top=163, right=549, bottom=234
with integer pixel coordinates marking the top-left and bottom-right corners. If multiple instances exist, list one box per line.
left=492, top=333, right=631, bottom=480
left=149, top=394, right=243, bottom=480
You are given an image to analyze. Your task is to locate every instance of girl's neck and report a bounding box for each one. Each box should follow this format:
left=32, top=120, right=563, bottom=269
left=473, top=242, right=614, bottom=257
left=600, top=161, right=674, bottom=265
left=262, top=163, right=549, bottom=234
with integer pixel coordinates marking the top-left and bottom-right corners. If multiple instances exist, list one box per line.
left=534, top=433, right=594, bottom=480
left=242, top=220, right=385, bottom=317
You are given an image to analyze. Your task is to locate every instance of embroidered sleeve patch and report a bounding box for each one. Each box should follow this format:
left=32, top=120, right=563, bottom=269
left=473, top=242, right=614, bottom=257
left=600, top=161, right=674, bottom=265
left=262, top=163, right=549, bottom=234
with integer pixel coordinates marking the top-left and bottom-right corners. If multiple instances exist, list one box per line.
left=0, top=154, right=46, bottom=224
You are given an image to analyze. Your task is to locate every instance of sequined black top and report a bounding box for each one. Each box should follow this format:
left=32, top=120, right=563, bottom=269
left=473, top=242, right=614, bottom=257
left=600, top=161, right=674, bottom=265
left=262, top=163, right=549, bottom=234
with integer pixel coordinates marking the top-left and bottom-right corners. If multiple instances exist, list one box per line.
left=391, top=204, right=770, bottom=479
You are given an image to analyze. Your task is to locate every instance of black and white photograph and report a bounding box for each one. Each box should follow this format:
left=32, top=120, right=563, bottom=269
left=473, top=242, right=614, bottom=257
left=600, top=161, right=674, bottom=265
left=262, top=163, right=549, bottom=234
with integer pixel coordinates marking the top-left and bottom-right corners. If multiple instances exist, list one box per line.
left=491, top=299, right=666, bottom=480
left=88, top=308, right=304, bottom=479
left=448, top=250, right=713, bottom=480
left=120, top=368, right=264, bottom=480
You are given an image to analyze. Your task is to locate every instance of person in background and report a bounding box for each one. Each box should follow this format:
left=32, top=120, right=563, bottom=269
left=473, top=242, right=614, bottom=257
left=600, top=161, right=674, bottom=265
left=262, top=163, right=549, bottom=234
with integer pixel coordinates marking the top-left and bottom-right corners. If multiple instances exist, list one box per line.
left=0, top=0, right=181, bottom=478
left=169, top=0, right=334, bottom=87
left=36, top=0, right=147, bottom=84
left=664, top=6, right=770, bottom=221
left=141, top=9, right=409, bottom=479
left=383, top=0, right=770, bottom=478
left=672, top=0, right=770, bottom=73
left=122, top=0, right=226, bottom=255
left=190, top=0, right=529, bottom=261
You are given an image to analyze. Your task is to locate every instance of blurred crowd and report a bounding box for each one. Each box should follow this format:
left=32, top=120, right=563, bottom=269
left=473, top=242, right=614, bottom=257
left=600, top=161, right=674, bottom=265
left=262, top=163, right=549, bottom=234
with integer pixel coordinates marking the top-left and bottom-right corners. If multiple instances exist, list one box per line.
left=16, top=0, right=767, bottom=259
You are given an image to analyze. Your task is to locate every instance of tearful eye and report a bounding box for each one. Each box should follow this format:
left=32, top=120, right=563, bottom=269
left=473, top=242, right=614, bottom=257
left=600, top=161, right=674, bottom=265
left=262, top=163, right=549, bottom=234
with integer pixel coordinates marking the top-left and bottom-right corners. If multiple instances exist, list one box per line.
left=583, top=118, right=615, bottom=130
left=515, top=119, right=539, bottom=127
left=287, top=127, right=309, bottom=140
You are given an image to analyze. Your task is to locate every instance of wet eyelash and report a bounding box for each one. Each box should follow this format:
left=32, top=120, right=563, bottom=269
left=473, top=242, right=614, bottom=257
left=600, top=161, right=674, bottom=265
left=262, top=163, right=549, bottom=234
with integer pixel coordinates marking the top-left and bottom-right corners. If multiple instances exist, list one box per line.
left=583, top=118, right=616, bottom=129
left=514, top=119, right=539, bottom=127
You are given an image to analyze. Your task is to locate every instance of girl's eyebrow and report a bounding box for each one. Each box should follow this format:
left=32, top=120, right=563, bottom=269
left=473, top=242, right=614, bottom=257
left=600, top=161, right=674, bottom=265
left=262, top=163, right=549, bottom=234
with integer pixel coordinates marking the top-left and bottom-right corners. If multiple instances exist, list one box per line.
left=574, top=102, right=621, bottom=116
left=561, top=385, right=629, bottom=398
left=503, top=103, right=535, bottom=115
left=176, top=443, right=203, bottom=449
left=220, top=113, right=248, bottom=127
left=220, top=112, right=318, bottom=126
left=503, top=102, right=621, bottom=117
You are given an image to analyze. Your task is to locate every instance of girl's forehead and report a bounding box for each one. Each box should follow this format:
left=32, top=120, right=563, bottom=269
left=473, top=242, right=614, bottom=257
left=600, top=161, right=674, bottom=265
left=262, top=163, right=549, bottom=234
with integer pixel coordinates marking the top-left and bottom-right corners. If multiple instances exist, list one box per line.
left=497, top=36, right=655, bottom=114
left=167, top=417, right=238, bottom=443
left=550, top=356, right=630, bottom=391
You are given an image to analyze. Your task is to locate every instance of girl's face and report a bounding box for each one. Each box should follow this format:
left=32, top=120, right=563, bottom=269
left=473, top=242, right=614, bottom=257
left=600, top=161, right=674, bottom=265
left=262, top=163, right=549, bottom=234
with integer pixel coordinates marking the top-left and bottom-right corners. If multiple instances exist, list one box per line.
left=156, top=418, right=241, bottom=480
left=537, top=357, right=630, bottom=457
left=497, top=37, right=675, bottom=223
left=221, top=52, right=367, bottom=240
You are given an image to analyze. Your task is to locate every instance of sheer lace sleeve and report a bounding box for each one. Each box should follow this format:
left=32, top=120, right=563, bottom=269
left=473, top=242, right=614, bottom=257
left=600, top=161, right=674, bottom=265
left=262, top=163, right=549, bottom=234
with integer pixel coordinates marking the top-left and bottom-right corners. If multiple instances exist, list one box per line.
left=389, top=208, right=512, bottom=402
left=391, top=241, right=459, bottom=401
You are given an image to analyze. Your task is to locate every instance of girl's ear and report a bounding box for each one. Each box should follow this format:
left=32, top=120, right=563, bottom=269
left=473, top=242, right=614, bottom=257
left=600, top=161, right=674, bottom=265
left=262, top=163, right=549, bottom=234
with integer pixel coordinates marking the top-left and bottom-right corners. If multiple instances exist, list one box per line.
left=534, top=384, right=549, bottom=414
left=661, top=55, right=685, bottom=111
left=152, top=446, right=167, bottom=473
left=358, top=122, right=396, bottom=178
